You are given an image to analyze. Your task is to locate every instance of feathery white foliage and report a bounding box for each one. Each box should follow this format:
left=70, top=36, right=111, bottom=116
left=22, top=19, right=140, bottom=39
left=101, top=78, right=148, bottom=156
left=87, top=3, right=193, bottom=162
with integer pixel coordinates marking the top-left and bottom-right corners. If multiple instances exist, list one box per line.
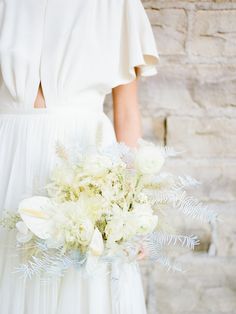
left=0, top=139, right=218, bottom=277
left=173, top=191, right=217, bottom=223
left=15, top=244, right=86, bottom=280
left=175, top=175, right=201, bottom=189
left=143, top=232, right=199, bottom=271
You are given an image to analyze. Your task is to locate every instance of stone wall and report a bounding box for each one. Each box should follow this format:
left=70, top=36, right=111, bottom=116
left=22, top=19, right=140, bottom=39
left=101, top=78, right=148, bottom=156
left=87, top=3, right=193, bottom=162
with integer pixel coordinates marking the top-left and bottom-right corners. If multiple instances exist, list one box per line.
left=105, top=1, right=236, bottom=313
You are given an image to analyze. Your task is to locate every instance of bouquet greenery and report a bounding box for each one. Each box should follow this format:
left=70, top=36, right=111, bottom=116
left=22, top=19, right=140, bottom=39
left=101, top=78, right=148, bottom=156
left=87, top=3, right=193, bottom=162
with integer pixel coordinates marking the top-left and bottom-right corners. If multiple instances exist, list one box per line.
left=0, top=139, right=217, bottom=279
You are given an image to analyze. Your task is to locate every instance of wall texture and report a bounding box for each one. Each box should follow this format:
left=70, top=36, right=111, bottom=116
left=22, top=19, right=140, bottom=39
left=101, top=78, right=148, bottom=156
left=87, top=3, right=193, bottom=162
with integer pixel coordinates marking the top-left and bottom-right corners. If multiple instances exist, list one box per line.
left=105, top=1, right=236, bottom=313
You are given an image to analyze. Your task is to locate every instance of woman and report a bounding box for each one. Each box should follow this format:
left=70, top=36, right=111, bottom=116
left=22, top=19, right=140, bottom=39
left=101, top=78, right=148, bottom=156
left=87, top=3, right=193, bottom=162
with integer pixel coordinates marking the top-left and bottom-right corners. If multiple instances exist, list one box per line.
left=0, top=0, right=159, bottom=313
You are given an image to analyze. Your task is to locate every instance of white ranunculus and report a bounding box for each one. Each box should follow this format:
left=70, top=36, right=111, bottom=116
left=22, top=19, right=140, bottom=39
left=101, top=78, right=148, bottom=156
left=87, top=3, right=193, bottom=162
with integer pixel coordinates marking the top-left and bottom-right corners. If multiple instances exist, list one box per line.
left=50, top=200, right=95, bottom=249
left=16, top=221, right=33, bottom=243
left=132, top=203, right=158, bottom=234
left=133, top=213, right=158, bottom=234
left=55, top=219, right=94, bottom=248
left=135, top=146, right=165, bottom=175
left=76, top=218, right=94, bottom=246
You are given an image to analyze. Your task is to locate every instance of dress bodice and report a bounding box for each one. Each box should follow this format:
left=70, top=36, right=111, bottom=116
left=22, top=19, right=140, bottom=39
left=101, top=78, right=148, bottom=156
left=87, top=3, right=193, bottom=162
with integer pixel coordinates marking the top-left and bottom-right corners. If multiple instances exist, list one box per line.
left=0, top=0, right=159, bottom=112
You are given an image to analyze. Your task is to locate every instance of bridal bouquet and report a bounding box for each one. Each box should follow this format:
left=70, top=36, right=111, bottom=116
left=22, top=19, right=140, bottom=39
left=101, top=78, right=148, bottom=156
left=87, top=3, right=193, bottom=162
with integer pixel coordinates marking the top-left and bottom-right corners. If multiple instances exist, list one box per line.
left=0, top=140, right=217, bottom=279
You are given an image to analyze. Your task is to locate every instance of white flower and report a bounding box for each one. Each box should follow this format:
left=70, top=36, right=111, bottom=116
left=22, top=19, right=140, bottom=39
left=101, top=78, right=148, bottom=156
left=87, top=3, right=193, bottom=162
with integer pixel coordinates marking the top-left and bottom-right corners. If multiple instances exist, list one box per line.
left=132, top=203, right=158, bottom=234
left=49, top=200, right=95, bottom=249
left=81, top=154, right=113, bottom=176
left=16, top=221, right=33, bottom=243
left=105, top=205, right=139, bottom=244
left=135, top=145, right=165, bottom=175
left=18, top=196, right=54, bottom=240
left=64, top=217, right=94, bottom=246
left=105, top=202, right=158, bottom=246
left=89, top=228, right=104, bottom=256
left=51, top=164, right=75, bottom=185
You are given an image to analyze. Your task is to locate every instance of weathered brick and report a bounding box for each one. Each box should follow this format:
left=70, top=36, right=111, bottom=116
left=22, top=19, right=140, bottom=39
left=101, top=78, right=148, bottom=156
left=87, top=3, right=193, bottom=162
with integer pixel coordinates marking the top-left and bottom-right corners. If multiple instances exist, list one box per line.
left=191, top=10, right=236, bottom=57
left=147, top=8, right=187, bottom=55
left=142, top=116, right=166, bottom=143
left=138, top=65, right=236, bottom=117
left=164, top=158, right=236, bottom=202
left=213, top=202, right=236, bottom=257
left=142, top=256, right=236, bottom=314
left=166, top=116, right=236, bottom=158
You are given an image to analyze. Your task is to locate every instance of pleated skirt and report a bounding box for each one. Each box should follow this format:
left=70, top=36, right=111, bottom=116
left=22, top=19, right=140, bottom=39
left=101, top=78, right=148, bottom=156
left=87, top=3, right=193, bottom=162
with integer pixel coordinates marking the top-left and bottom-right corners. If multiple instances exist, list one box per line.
left=0, top=107, right=147, bottom=314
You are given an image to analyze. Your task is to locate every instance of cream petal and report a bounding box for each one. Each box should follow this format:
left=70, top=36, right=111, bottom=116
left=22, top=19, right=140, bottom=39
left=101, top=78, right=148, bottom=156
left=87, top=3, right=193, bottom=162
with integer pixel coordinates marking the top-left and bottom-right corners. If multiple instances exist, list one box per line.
left=89, top=228, right=104, bottom=256
left=18, top=196, right=53, bottom=240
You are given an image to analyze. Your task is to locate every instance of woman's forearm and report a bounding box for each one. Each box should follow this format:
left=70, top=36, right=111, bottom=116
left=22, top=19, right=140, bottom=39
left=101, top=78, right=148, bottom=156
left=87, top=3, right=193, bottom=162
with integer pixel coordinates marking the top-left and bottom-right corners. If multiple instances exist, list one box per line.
left=112, top=78, right=142, bottom=147
left=113, top=103, right=142, bottom=147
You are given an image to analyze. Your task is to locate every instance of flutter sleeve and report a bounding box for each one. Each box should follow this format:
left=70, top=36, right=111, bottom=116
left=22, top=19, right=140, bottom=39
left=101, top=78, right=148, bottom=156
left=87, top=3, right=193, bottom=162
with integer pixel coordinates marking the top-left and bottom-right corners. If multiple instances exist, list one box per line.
left=119, top=0, right=160, bottom=81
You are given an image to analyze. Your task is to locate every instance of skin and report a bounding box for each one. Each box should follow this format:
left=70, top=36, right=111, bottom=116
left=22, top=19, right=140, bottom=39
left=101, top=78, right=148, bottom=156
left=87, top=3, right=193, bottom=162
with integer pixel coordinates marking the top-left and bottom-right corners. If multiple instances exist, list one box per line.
left=112, top=72, right=142, bottom=148
left=34, top=67, right=142, bottom=147
left=33, top=83, right=46, bottom=108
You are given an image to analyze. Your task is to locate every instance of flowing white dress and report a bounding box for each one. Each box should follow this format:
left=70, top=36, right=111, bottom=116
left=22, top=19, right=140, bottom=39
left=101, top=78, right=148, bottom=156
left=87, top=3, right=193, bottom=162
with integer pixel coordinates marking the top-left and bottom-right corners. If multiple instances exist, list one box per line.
left=0, top=0, right=159, bottom=313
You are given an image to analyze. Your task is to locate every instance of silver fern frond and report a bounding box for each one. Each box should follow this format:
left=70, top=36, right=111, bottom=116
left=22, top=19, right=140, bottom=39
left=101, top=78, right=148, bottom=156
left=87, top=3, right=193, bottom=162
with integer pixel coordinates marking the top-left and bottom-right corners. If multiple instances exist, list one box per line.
left=154, top=255, right=183, bottom=272
left=174, top=175, right=201, bottom=190
left=15, top=248, right=87, bottom=280
left=174, top=191, right=217, bottom=223
left=145, top=232, right=199, bottom=253
left=142, top=232, right=198, bottom=272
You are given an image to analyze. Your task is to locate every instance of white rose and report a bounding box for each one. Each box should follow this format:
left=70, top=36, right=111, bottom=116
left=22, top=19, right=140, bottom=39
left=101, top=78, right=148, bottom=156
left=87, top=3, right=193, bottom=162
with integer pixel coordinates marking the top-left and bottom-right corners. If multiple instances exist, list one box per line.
left=76, top=218, right=94, bottom=245
left=133, top=213, right=158, bottom=234
left=135, top=146, right=165, bottom=175
left=131, top=203, right=158, bottom=234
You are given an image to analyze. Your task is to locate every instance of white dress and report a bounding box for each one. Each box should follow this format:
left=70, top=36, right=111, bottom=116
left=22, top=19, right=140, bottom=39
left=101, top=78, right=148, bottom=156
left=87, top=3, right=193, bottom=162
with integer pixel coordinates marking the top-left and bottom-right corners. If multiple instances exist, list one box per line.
left=0, top=0, right=159, bottom=313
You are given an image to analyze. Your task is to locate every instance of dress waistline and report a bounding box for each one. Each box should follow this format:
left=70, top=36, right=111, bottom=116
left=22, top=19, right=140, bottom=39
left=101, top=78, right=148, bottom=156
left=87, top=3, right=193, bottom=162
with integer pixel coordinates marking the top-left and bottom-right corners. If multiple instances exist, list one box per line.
left=0, top=104, right=103, bottom=115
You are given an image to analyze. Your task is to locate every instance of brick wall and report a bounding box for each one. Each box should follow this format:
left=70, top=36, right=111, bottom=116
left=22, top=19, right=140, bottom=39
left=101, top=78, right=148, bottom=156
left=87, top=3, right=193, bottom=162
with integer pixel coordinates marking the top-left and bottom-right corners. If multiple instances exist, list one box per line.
left=105, top=1, right=236, bottom=313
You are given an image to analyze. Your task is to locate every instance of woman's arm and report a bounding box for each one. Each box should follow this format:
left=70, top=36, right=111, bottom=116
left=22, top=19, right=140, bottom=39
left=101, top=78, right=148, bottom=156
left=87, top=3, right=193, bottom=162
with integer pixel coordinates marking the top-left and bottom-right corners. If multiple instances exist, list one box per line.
left=112, top=72, right=142, bottom=148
